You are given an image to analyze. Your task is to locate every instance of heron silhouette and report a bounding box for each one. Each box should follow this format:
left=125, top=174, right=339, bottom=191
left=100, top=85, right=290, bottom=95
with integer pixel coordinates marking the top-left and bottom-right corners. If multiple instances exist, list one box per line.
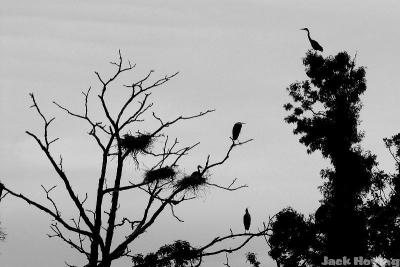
left=232, top=122, right=245, bottom=142
left=190, top=165, right=203, bottom=178
left=300, top=28, right=323, bottom=52
left=243, top=208, right=251, bottom=233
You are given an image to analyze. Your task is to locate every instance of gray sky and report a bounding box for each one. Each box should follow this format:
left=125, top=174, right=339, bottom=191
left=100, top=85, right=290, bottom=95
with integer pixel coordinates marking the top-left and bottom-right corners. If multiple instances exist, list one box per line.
left=1, top=1, right=400, bottom=266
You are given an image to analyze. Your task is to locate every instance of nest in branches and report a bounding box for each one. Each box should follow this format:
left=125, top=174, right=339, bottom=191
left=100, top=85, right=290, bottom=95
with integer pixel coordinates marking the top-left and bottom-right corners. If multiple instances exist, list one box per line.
left=144, top=166, right=177, bottom=184
left=175, top=171, right=208, bottom=193
left=121, top=133, right=153, bottom=154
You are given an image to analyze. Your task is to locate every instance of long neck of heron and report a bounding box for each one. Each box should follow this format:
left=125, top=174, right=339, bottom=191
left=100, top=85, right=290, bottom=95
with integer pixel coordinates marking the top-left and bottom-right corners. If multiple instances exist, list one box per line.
left=306, top=30, right=311, bottom=41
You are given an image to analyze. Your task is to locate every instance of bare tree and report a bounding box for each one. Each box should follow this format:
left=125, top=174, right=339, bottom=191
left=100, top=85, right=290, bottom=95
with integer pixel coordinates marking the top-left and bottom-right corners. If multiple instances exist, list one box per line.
left=1, top=51, right=270, bottom=267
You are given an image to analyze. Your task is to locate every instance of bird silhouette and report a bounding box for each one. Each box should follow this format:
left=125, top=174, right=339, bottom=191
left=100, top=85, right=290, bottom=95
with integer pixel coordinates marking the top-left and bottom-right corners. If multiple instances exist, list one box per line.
left=232, top=122, right=245, bottom=142
left=300, top=28, right=323, bottom=52
left=190, top=165, right=203, bottom=179
left=243, top=208, right=251, bottom=232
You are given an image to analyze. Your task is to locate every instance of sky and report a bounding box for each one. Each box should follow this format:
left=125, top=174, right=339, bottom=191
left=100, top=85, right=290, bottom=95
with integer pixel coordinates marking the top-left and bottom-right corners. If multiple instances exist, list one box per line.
left=1, top=1, right=400, bottom=266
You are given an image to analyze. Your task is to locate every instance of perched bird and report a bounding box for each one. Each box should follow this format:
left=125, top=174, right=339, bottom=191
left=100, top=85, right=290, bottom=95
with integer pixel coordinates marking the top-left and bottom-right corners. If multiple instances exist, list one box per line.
left=232, top=122, right=245, bottom=141
left=190, top=165, right=203, bottom=179
left=300, top=28, right=323, bottom=52
left=243, top=208, right=251, bottom=232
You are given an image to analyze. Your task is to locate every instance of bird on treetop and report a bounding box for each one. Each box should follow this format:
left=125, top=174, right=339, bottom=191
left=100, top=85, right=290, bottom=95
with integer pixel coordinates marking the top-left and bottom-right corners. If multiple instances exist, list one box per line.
left=243, top=208, right=251, bottom=233
left=232, top=122, right=245, bottom=142
left=300, top=28, right=323, bottom=52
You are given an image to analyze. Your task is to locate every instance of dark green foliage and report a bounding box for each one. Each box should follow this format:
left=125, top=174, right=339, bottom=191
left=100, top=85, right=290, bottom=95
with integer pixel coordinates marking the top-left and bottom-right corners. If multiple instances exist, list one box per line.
left=144, top=166, right=176, bottom=184
left=132, top=240, right=200, bottom=267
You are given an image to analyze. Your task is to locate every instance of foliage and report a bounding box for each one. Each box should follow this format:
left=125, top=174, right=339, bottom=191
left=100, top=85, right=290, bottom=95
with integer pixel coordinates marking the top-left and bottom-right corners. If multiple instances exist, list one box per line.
left=270, top=50, right=380, bottom=266
left=365, top=133, right=400, bottom=259
left=245, top=252, right=260, bottom=267
left=132, top=240, right=200, bottom=267
left=268, top=208, right=317, bottom=266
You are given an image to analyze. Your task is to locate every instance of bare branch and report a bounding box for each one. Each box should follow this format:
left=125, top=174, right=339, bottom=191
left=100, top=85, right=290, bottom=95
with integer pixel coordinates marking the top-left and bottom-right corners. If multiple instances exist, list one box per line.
left=103, top=181, right=149, bottom=195
left=199, top=227, right=271, bottom=257
left=48, top=223, right=90, bottom=259
left=25, top=130, right=96, bottom=235
left=28, top=93, right=58, bottom=149
left=205, top=178, right=248, bottom=191
left=3, top=185, right=92, bottom=237
left=115, top=218, right=141, bottom=230
left=170, top=204, right=184, bottom=222
left=151, top=109, right=215, bottom=137
left=224, top=253, right=231, bottom=267
left=41, top=185, right=60, bottom=216
left=204, top=138, right=253, bottom=172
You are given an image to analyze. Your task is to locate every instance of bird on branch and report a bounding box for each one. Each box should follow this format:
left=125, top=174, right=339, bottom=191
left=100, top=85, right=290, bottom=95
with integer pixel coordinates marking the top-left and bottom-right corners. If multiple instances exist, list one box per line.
left=243, top=208, right=251, bottom=233
left=232, top=122, right=245, bottom=143
left=300, top=28, right=323, bottom=52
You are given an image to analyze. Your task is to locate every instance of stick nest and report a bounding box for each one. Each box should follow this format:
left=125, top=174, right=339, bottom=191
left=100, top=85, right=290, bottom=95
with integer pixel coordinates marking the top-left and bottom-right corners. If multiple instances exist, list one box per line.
left=121, top=133, right=153, bottom=154
left=144, top=166, right=177, bottom=184
left=175, top=171, right=208, bottom=193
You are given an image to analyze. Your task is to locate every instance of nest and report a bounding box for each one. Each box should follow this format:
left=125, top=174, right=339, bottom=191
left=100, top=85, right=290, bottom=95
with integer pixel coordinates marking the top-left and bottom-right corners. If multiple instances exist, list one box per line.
left=144, top=166, right=176, bottom=184
left=175, top=171, right=208, bottom=193
left=120, top=133, right=153, bottom=154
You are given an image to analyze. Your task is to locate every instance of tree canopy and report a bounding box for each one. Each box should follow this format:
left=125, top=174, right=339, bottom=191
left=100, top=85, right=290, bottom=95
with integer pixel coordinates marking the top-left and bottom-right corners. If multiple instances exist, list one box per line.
left=269, top=51, right=388, bottom=267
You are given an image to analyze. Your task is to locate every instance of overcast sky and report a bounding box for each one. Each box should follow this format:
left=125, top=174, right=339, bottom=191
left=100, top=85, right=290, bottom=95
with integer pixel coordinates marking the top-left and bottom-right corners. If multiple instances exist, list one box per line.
left=1, top=1, right=400, bottom=266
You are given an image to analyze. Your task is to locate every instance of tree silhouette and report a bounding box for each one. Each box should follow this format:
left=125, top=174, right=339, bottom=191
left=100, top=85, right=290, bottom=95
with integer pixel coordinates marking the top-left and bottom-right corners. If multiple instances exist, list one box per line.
left=131, top=240, right=200, bottom=267
left=366, top=133, right=400, bottom=262
left=245, top=252, right=261, bottom=267
left=269, top=51, right=378, bottom=266
left=0, top=51, right=270, bottom=267
left=268, top=208, right=317, bottom=267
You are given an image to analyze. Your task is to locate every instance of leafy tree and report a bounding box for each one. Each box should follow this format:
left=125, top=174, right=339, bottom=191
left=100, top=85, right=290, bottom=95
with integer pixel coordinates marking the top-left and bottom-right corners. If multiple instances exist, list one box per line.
left=0, top=52, right=268, bottom=267
left=131, top=240, right=200, bottom=267
left=267, top=208, right=316, bottom=267
left=269, top=50, right=378, bottom=266
left=366, top=133, right=400, bottom=262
